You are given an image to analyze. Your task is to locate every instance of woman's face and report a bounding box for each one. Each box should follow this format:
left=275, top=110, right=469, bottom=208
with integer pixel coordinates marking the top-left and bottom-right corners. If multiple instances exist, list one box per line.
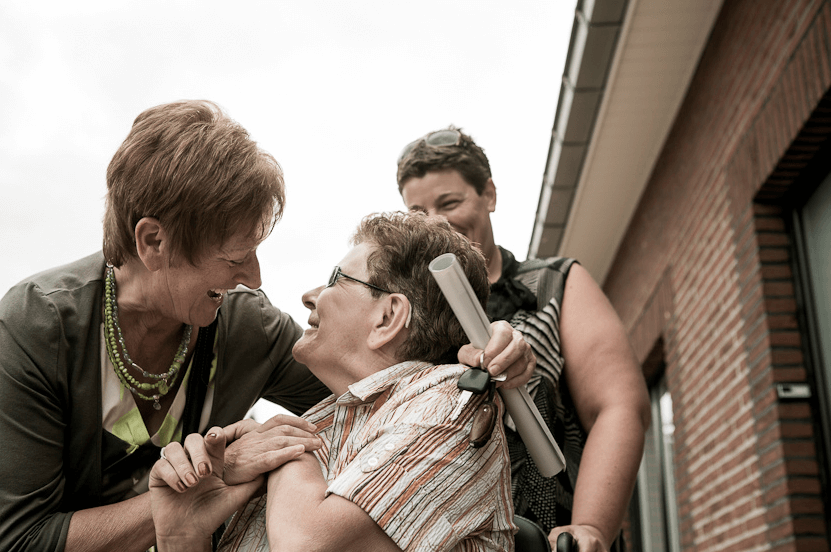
left=155, top=230, right=263, bottom=328
left=292, top=243, right=380, bottom=394
left=400, top=169, right=496, bottom=251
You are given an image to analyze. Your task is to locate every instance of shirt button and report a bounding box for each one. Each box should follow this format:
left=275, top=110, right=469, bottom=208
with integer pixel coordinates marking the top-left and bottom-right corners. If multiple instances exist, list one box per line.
left=384, top=443, right=395, bottom=451
left=367, top=457, right=379, bottom=467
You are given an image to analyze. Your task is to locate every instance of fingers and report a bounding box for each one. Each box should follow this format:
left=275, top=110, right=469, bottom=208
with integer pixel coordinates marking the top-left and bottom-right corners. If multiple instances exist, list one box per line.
left=494, top=340, right=536, bottom=390
left=152, top=427, right=228, bottom=493
left=155, top=442, right=199, bottom=491
left=222, top=418, right=261, bottom=443
left=457, top=344, right=484, bottom=368
left=183, top=432, right=213, bottom=478
left=261, top=444, right=306, bottom=470
left=223, top=435, right=318, bottom=486
left=261, top=414, right=317, bottom=434
left=549, top=524, right=608, bottom=552
left=149, top=457, right=189, bottom=492
left=222, top=414, right=317, bottom=444
left=457, top=322, right=537, bottom=389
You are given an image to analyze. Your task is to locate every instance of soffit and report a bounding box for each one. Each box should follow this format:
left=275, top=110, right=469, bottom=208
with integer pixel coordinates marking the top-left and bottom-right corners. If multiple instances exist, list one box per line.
left=529, top=0, right=724, bottom=283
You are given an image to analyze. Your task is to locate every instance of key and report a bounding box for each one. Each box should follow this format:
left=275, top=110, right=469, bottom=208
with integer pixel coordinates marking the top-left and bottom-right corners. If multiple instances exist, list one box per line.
left=470, top=382, right=497, bottom=448
left=450, top=368, right=490, bottom=421
left=450, top=391, right=472, bottom=421
left=458, top=368, right=491, bottom=393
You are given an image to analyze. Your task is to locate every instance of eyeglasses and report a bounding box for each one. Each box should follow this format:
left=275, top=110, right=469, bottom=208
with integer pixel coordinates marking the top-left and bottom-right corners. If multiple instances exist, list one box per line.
left=325, top=266, right=413, bottom=328
left=327, top=266, right=392, bottom=295
left=397, top=129, right=462, bottom=164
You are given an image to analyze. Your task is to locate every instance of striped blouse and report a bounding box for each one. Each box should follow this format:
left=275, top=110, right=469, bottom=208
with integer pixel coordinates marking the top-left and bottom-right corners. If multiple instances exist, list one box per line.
left=219, top=360, right=516, bottom=552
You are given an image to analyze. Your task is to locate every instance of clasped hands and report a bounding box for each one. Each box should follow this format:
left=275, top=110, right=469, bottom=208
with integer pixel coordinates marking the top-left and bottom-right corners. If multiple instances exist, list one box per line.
left=149, top=415, right=321, bottom=550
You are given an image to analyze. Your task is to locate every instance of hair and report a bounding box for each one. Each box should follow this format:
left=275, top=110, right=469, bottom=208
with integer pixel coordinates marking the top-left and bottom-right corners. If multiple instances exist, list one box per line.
left=351, top=211, right=489, bottom=364
left=396, top=125, right=492, bottom=195
left=103, top=100, right=285, bottom=267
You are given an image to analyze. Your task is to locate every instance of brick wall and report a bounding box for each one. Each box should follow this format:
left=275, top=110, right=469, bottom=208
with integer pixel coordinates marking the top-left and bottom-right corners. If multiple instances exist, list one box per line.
left=601, top=0, right=831, bottom=550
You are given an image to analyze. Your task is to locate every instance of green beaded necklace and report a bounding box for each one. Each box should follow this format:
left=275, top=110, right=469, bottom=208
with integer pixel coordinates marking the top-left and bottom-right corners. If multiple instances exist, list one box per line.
left=104, top=264, right=193, bottom=411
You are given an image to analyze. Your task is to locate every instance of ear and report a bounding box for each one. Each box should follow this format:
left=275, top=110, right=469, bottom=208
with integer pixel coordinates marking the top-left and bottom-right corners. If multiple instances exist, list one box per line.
left=483, top=178, right=497, bottom=213
left=366, top=294, right=412, bottom=351
left=134, top=217, right=166, bottom=272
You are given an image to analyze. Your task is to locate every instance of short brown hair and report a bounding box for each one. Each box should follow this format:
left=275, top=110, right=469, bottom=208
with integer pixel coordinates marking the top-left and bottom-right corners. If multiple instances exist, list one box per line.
left=103, top=100, right=285, bottom=267
left=396, top=126, right=491, bottom=195
left=351, top=211, right=489, bottom=364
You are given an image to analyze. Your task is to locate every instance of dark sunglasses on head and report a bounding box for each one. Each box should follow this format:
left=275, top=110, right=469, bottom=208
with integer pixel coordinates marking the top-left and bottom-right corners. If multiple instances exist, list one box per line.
left=397, top=129, right=462, bottom=164
left=327, top=266, right=392, bottom=295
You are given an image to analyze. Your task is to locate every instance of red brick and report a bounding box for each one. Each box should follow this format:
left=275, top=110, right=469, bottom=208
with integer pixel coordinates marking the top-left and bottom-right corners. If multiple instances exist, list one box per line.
left=595, top=0, right=831, bottom=549
left=761, top=264, right=794, bottom=279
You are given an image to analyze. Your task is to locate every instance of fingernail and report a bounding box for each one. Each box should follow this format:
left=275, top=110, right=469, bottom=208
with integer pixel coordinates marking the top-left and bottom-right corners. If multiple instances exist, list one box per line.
left=198, top=462, right=209, bottom=476
left=185, top=473, right=198, bottom=486
left=208, top=432, right=217, bottom=439
left=176, top=481, right=186, bottom=492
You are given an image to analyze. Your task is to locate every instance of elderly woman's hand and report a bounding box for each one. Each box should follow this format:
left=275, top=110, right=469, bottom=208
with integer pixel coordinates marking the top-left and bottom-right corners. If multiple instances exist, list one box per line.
left=149, top=428, right=281, bottom=551
left=457, top=320, right=536, bottom=389
left=221, top=414, right=322, bottom=486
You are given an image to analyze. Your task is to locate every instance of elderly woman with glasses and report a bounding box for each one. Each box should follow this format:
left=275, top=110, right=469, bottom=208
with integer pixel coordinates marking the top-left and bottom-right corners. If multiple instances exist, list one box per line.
left=0, top=103, right=533, bottom=552
left=149, top=211, right=516, bottom=552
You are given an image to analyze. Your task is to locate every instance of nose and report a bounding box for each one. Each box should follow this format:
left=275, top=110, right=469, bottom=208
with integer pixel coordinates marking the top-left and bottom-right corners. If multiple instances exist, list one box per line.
left=424, top=209, right=449, bottom=223
left=301, top=286, right=323, bottom=311
left=236, top=252, right=262, bottom=290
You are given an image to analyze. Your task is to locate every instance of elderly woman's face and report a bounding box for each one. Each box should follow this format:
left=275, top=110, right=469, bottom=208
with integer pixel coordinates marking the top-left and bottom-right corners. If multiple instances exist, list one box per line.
left=292, top=243, right=382, bottom=393
left=157, top=231, right=263, bottom=328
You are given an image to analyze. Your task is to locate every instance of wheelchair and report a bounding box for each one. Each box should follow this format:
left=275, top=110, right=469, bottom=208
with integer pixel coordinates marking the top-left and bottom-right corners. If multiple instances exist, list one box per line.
left=514, top=516, right=576, bottom=552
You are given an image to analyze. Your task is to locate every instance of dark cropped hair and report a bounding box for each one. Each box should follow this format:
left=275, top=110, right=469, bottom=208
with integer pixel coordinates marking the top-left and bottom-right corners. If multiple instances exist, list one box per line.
left=103, top=100, right=285, bottom=267
left=396, top=126, right=491, bottom=195
left=351, top=211, right=489, bottom=364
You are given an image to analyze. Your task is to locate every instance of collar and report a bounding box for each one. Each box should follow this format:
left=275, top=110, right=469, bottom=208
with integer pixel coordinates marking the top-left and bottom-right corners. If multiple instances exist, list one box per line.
left=337, top=360, right=432, bottom=405
left=496, top=246, right=519, bottom=280
left=487, top=246, right=538, bottom=322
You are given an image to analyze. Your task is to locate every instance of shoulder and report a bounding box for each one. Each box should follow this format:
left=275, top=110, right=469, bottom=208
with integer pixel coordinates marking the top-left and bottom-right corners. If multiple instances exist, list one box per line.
left=0, top=252, right=104, bottom=325
left=379, top=363, right=466, bottom=420
left=517, top=255, right=578, bottom=277
left=221, top=287, right=302, bottom=337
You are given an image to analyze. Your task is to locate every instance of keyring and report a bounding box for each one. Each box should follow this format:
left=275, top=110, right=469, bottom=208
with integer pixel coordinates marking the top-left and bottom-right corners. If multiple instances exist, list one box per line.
left=160, top=446, right=168, bottom=461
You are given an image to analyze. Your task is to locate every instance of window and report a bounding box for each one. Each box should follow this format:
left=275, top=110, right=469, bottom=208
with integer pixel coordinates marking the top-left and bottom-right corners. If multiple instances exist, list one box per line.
left=793, top=169, right=831, bottom=517
left=631, top=375, right=681, bottom=552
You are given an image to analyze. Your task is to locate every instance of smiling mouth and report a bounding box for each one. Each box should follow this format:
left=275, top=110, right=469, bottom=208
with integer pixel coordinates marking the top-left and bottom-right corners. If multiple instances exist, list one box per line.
left=208, top=289, right=225, bottom=303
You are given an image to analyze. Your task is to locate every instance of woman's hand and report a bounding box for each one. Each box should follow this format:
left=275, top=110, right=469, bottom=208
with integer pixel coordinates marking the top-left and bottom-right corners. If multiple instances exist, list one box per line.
left=221, top=414, right=322, bottom=486
left=149, top=428, right=283, bottom=551
left=457, top=320, right=536, bottom=389
left=549, top=524, right=608, bottom=552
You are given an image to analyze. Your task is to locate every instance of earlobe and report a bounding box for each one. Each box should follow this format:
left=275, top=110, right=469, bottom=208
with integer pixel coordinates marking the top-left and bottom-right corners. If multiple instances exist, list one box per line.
left=134, top=217, right=165, bottom=272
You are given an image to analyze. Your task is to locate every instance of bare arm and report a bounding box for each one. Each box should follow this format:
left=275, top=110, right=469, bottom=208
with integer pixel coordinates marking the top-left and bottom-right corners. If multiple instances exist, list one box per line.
left=266, top=454, right=401, bottom=552
left=64, top=494, right=155, bottom=552
left=553, top=264, right=651, bottom=552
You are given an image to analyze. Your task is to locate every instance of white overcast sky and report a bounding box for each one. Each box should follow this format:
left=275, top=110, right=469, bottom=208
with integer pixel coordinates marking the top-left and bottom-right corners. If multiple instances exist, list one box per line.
left=0, top=1, right=576, bottom=328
